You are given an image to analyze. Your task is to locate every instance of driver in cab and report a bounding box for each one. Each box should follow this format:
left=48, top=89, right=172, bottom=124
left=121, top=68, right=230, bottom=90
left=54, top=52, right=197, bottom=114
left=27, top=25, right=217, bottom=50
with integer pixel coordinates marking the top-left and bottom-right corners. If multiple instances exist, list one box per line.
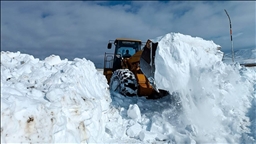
left=123, top=50, right=131, bottom=58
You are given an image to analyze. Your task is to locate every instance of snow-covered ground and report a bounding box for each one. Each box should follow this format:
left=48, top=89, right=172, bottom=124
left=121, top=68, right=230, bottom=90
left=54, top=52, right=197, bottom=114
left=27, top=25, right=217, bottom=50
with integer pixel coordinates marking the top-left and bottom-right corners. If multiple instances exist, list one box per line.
left=1, top=32, right=256, bottom=143
left=223, top=47, right=256, bottom=65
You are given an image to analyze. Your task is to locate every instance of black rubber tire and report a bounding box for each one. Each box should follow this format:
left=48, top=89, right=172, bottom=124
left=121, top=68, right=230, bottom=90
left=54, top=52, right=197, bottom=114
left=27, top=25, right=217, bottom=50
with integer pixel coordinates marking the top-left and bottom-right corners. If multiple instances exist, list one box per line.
left=109, top=69, right=138, bottom=96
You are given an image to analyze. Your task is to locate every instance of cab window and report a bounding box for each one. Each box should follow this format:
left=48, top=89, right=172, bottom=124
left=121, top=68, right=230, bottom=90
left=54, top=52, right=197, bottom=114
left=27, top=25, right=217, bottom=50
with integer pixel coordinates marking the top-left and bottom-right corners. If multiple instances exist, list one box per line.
left=117, top=47, right=136, bottom=57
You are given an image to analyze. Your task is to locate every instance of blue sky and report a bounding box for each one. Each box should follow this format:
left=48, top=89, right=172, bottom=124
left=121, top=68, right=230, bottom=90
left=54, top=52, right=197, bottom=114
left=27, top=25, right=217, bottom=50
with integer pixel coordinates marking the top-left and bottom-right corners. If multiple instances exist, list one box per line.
left=1, top=1, right=255, bottom=68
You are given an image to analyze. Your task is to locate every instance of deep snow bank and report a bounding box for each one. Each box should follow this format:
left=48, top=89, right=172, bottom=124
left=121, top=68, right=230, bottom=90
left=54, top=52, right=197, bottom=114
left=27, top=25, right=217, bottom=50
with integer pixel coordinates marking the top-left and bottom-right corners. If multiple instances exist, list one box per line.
left=151, top=32, right=256, bottom=143
left=1, top=32, right=255, bottom=143
left=1, top=51, right=111, bottom=143
left=152, top=33, right=223, bottom=92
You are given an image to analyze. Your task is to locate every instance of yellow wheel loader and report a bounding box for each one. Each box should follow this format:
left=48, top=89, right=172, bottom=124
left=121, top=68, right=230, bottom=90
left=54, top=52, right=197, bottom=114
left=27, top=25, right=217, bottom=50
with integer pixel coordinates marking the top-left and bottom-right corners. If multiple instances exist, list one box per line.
left=103, top=38, right=168, bottom=99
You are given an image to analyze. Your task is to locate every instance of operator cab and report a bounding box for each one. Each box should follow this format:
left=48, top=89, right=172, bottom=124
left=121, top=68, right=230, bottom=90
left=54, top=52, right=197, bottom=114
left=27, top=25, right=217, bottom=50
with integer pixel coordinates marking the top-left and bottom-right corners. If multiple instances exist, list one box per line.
left=107, top=38, right=142, bottom=71
left=109, top=38, right=141, bottom=58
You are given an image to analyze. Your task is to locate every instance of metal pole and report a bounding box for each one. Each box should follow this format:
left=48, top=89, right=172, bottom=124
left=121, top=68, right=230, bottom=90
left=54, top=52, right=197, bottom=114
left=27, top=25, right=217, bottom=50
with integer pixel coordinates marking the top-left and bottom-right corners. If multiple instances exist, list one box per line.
left=224, top=9, right=235, bottom=63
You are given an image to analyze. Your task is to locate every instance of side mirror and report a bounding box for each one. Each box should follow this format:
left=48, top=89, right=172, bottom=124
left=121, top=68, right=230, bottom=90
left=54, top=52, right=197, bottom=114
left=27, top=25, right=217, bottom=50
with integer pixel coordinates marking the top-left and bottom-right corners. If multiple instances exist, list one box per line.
left=107, top=43, right=112, bottom=49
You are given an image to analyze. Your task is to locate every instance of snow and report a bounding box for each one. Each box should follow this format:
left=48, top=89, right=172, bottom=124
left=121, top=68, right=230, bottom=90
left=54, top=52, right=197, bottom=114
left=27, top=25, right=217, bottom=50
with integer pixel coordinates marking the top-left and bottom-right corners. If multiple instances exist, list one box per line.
left=1, top=32, right=256, bottom=143
left=127, top=104, right=141, bottom=121
left=1, top=52, right=111, bottom=143
left=223, top=47, right=256, bottom=64
left=152, top=33, right=255, bottom=143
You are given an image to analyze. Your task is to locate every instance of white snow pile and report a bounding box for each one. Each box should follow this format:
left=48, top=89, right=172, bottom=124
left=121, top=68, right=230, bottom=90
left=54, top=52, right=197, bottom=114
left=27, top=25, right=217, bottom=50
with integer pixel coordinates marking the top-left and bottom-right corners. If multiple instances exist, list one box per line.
left=1, top=32, right=256, bottom=143
left=1, top=52, right=112, bottom=143
left=153, top=33, right=256, bottom=143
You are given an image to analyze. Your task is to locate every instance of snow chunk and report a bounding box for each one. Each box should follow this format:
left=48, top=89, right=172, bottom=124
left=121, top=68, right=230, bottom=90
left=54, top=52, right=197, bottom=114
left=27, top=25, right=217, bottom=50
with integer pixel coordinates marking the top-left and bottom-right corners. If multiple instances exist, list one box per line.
left=126, top=123, right=142, bottom=138
left=139, top=130, right=157, bottom=142
left=44, top=55, right=62, bottom=66
left=127, top=104, right=141, bottom=121
left=185, top=124, right=198, bottom=136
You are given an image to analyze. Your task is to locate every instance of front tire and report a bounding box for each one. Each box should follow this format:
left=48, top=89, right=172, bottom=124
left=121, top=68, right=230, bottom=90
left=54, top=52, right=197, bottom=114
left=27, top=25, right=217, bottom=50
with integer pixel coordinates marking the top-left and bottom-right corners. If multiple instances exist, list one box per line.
left=109, top=69, right=138, bottom=96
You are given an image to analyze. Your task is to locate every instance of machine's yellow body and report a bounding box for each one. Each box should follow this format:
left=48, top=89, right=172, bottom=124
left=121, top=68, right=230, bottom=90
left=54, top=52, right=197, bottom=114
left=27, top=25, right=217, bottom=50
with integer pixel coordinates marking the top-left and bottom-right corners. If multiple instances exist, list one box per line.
left=103, top=38, right=167, bottom=98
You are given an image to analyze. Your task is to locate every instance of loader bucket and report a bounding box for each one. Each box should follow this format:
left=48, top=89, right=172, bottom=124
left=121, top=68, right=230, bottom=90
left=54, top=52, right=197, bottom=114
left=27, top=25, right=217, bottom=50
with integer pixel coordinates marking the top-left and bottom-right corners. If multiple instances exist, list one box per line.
left=140, top=40, right=170, bottom=98
left=140, top=40, right=159, bottom=92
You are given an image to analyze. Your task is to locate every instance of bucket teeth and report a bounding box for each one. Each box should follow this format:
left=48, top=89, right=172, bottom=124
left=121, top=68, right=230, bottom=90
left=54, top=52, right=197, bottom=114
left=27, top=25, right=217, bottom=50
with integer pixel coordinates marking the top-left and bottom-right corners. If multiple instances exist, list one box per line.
left=148, top=77, right=159, bottom=93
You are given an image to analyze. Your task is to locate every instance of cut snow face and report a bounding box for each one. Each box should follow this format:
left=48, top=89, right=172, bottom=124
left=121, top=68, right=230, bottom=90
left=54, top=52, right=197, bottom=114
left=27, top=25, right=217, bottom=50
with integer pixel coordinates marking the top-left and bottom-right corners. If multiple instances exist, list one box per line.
left=152, top=32, right=224, bottom=92
left=1, top=52, right=112, bottom=143
left=1, top=32, right=256, bottom=143
left=151, top=32, right=256, bottom=143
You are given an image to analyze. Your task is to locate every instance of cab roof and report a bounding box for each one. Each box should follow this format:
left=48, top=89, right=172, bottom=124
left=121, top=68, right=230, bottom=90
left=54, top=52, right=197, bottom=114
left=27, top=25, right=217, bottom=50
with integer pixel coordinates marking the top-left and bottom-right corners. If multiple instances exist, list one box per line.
left=115, top=38, right=141, bottom=42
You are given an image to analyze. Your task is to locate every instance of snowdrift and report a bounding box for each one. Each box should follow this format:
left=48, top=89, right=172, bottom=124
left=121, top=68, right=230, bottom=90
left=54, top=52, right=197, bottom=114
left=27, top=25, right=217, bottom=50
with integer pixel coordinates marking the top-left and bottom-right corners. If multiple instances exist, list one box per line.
left=1, top=32, right=255, bottom=143
left=1, top=52, right=111, bottom=143
left=152, top=32, right=256, bottom=143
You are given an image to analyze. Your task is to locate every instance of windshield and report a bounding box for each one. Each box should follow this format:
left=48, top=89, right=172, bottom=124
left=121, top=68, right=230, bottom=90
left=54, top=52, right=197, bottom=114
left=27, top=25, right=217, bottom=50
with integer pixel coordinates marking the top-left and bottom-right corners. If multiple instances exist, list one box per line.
left=115, top=40, right=141, bottom=57
left=117, top=47, right=136, bottom=57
